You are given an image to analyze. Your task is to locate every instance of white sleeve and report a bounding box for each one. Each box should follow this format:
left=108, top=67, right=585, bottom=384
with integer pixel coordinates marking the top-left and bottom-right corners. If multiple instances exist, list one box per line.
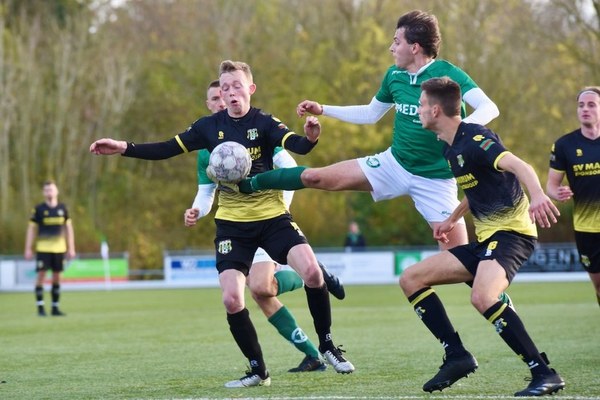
left=273, top=149, right=297, bottom=168
left=462, top=87, right=500, bottom=125
left=322, top=97, right=393, bottom=124
left=191, top=183, right=217, bottom=219
left=273, top=149, right=297, bottom=210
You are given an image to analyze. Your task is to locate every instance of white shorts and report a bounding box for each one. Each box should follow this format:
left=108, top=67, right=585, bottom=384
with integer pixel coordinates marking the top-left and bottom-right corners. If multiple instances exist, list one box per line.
left=252, top=247, right=283, bottom=271
left=357, top=148, right=464, bottom=224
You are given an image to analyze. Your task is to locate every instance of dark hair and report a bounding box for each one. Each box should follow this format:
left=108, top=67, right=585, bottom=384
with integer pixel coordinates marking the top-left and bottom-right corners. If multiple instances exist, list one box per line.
left=577, top=87, right=600, bottom=101
left=396, top=10, right=441, bottom=58
left=421, top=77, right=462, bottom=117
left=207, top=79, right=220, bottom=90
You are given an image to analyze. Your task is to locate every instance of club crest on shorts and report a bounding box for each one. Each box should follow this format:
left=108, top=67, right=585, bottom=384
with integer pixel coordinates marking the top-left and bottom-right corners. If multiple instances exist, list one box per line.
left=366, top=156, right=381, bottom=168
left=218, top=239, right=233, bottom=255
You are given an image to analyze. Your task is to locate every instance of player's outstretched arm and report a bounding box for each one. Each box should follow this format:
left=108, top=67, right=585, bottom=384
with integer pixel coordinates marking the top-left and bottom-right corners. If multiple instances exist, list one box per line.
left=90, top=138, right=127, bottom=155
left=297, top=100, right=323, bottom=117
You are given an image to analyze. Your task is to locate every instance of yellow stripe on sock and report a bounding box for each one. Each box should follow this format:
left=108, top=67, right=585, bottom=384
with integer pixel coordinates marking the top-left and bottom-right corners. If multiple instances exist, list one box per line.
left=487, top=303, right=507, bottom=323
left=410, top=288, right=435, bottom=307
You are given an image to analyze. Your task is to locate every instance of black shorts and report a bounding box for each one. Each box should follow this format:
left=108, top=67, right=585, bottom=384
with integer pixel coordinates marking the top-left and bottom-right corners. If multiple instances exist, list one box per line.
left=574, top=231, right=600, bottom=273
left=36, top=252, right=65, bottom=273
left=449, top=231, right=536, bottom=283
left=214, top=213, right=308, bottom=275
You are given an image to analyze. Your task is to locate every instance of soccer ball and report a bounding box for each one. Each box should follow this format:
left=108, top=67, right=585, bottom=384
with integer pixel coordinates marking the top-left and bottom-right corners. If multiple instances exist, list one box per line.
left=206, top=141, right=252, bottom=184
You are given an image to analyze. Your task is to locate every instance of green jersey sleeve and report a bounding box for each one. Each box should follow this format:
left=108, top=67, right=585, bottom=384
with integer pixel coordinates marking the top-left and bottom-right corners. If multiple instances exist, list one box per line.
left=197, top=149, right=211, bottom=185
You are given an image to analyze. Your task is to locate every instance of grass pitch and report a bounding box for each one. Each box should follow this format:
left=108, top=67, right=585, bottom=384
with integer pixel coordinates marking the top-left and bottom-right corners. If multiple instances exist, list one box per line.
left=1, top=281, right=599, bottom=399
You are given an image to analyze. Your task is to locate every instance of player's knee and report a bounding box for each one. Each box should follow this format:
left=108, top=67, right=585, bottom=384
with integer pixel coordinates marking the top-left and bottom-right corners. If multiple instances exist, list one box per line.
left=469, top=290, right=491, bottom=314
left=399, top=264, right=421, bottom=291
left=302, top=263, right=322, bottom=287
left=222, top=293, right=244, bottom=313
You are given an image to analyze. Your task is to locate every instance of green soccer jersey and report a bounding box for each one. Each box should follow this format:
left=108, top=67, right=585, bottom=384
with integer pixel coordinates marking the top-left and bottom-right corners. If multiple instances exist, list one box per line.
left=376, top=59, right=478, bottom=179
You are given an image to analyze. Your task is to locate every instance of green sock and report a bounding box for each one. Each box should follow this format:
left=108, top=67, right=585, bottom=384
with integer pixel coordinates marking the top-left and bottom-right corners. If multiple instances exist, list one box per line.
left=275, top=270, right=304, bottom=295
left=268, top=306, right=319, bottom=358
left=239, top=166, right=307, bottom=193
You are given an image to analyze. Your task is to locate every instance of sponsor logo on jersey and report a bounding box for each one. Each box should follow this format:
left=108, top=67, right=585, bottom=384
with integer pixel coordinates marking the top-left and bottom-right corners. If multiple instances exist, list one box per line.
left=576, top=148, right=583, bottom=156
left=218, top=131, right=225, bottom=139
left=394, top=102, right=419, bottom=116
left=218, top=239, right=233, bottom=255
left=472, top=134, right=486, bottom=142
left=456, top=173, right=478, bottom=190
left=248, top=146, right=261, bottom=160
left=572, top=162, right=600, bottom=176
left=366, top=156, right=381, bottom=168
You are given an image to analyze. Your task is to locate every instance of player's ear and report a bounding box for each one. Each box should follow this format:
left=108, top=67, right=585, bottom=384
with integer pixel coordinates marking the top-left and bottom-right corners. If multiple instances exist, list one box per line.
left=248, top=83, right=257, bottom=95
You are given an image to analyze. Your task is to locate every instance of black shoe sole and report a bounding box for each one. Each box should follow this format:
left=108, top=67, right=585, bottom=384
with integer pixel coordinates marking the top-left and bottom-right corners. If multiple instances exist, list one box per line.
left=514, top=382, right=565, bottom=396
left=423, top=363, right=478, bottom=393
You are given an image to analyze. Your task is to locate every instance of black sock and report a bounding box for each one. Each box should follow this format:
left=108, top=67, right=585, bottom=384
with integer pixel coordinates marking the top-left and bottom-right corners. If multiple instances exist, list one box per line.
left=483, top=301, right=552, bottom=376
left=35, top=285, right=44, bottom=309
left=304, top=284, right=332, bottom=351
left=51, top=284, right=60, bottom=308
left=227, top=309, right=267, bottom=378
left=408, top=287, right=466, bottom=356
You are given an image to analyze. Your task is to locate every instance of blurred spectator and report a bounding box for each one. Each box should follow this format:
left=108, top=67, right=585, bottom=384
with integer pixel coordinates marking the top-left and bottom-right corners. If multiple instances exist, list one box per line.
left=344, top=221, right=366, bottom=251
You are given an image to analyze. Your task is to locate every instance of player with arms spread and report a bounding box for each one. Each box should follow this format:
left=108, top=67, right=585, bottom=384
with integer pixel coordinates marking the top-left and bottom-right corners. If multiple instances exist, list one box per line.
left=183, top=80, right=343, bottom=373
left=90, top=60, right=354, bottom=388
left=238, top=10, right=499, bottom=251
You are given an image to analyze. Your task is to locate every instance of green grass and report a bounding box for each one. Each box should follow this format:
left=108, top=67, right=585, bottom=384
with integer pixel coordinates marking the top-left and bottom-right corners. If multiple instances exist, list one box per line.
left=1, top=282, right=599, bottom=399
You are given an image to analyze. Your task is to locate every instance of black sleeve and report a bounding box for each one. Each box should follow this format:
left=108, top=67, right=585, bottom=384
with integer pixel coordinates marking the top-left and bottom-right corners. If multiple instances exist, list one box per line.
left=282, top=135, right=318, bottom=155
left=122, top=137, right=185, bottom=160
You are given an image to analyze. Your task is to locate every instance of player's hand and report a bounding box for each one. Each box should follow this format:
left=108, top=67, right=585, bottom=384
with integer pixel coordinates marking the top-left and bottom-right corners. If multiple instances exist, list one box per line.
left=24, top=249, right=33, bottom=260
left=89, top=138, right=127, bottom=155
left=433, top=219, right=455, bottom=244
left=184, top=208, right=199, bottom=226
left=555, top=185, right=573, bottom=202
left=297, top=100, right=323, bottom=117
left=304, top=116, right=320, bottom=143
left=529, top=193, right=560, bottom=228
left=66, top=249, right=76, bottom=260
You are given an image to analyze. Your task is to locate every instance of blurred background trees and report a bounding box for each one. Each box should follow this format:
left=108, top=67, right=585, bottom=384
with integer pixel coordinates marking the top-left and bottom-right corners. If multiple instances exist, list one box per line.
left=1, top=0, right=598, bottom=269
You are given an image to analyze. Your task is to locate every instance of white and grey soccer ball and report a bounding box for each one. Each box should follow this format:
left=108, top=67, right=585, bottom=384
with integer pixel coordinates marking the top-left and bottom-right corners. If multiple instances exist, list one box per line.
left=206, top=141, right=252, bottom=184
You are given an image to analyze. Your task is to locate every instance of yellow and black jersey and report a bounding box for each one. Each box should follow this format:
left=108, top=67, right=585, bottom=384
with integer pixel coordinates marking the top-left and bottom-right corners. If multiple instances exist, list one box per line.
left=29, top=202, right=70, bottom=253
left=123, top=107, right=317, bottom=222
left=550, top=129, right=600, bottom=232
left=444, top=122, right=536, bottom=242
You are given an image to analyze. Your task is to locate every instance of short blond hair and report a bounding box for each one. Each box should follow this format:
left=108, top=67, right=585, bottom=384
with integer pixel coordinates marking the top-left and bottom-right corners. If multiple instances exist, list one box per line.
left=219, top=60, right=253, bottom=83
